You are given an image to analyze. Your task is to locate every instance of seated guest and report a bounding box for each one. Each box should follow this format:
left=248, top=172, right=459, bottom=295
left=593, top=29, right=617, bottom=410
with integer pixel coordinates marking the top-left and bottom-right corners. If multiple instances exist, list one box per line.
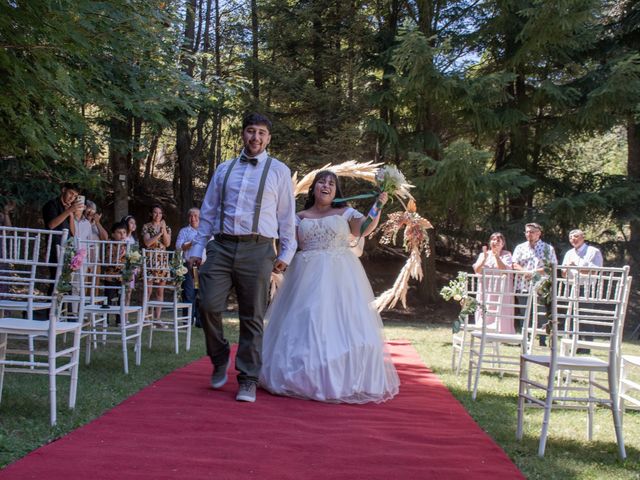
left=473, top=232, right=515, bottom=334
left=175, top=208, right=201, bottom=327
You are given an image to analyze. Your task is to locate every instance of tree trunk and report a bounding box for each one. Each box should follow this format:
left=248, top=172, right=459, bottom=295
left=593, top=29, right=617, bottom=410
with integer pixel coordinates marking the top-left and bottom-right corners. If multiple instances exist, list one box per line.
left=109, top=116, right=132, bottom=221
left=419, top=227, right=438, bottom=303
left=176, top=118, right=194, bottom=219
left=143, top=128, right=161, bottom=185
left=130, top=117, right=143, bottom=193
left=175, top=0, right=197, bottom=218
left=627, top=119, right=640, bottom=267
left=251, top=0, right=260, bottom=102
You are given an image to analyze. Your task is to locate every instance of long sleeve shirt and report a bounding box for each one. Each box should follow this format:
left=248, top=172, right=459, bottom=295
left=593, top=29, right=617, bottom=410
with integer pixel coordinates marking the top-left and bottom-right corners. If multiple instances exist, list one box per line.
left=192, top=149, right=297, bottom=265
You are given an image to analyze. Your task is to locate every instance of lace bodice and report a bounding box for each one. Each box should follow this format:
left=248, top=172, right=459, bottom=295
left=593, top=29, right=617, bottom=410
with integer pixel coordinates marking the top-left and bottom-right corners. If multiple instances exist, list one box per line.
left=297, top=208, right=362, bottom=252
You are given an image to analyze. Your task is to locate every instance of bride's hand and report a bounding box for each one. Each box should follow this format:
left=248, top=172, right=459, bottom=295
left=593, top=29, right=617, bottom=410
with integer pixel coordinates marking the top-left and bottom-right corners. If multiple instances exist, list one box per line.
left=377, top=192, right=388, bottom=206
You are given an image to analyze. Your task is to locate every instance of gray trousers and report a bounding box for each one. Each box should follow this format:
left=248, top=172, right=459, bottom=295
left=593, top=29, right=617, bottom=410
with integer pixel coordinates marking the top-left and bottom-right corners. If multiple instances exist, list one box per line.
left=198, top=237, right=275, bottom=384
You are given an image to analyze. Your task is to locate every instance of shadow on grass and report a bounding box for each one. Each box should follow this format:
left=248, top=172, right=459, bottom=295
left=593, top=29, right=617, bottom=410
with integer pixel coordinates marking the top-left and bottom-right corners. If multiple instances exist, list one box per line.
left=443, top=384, right=640, bottom=478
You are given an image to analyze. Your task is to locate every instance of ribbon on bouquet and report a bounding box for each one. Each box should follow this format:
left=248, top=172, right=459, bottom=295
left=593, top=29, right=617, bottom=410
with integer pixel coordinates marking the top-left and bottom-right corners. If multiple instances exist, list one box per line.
left=332, top=190, right=379, bottom=203
left=333, top=191, right=384, bottom=237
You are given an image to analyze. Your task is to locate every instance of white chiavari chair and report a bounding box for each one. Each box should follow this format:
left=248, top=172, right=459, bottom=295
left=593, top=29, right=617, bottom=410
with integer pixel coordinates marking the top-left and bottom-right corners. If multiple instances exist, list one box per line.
left=467, top=269, right=537, bottom=400
left=516, top=265, right=631, bottom=460
left=142, top=249, right=192, bottom=354
left=77, top=239, right=144, bottom=374
left=0, top=227, right=81, bottom=425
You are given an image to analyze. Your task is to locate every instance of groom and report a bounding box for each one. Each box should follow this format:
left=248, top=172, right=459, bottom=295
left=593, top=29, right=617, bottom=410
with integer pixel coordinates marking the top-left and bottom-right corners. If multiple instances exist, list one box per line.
left=189, top=112, right=297, bottom=402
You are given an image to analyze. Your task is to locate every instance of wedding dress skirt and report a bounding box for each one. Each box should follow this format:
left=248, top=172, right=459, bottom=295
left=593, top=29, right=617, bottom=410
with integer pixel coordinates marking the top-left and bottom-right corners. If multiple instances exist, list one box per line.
left=260, top=210, right=400, bottom=403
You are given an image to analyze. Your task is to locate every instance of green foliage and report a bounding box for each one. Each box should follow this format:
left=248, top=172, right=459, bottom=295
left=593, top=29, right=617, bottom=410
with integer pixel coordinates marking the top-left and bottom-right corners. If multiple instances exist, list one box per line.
left=0, top=0, right=192, bottom=204
left=414, top=140, right=533, bottom=229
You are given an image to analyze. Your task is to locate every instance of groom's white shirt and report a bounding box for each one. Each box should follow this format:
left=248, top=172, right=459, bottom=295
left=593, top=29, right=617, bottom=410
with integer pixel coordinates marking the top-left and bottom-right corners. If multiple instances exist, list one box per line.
left=192, top=149, right=297, bottom=265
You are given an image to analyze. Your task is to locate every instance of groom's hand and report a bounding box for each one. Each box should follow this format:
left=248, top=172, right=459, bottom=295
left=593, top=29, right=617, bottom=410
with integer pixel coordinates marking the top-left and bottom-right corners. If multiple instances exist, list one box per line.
left=273, top=259, right=288, bottom=274
left=188, top=256, right=202, bottom=269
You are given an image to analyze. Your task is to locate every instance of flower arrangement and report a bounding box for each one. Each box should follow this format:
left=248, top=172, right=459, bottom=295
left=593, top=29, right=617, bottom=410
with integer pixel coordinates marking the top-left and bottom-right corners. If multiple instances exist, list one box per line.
left=531, top=245, right=555, bottom=336
left=378, top=202, right=431, bottom=254
left=374, top=201, right=433, bottom=311
left=169, top=250, right=188, bottom=295
left=440, top=272, right=480, bottom=333
left=121, top=246, right=142, bottom=287
left=56, top=240, right=86, bottom=296
left=375, top=165, right=413, bottom=201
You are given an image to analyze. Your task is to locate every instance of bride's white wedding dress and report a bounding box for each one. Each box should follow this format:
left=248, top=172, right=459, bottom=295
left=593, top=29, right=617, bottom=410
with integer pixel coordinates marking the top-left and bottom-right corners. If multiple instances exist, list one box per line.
left=260, top=208, right=400, bottom=403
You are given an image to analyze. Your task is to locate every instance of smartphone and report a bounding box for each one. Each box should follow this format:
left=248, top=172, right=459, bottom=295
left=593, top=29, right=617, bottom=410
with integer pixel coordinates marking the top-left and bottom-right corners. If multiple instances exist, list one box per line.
left=77, top=195, right=85, bottom=205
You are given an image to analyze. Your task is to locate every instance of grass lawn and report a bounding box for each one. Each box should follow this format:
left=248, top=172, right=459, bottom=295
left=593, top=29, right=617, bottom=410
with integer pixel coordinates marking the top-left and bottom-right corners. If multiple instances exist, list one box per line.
left=1, top=317, right=639, bottom=479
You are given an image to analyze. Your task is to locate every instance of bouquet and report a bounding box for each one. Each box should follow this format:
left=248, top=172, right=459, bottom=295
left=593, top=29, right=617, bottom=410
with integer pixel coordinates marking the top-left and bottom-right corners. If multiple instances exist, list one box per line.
left=440, top=272, right=480, bottom=333
left=375, top=165, right=413, bottom=201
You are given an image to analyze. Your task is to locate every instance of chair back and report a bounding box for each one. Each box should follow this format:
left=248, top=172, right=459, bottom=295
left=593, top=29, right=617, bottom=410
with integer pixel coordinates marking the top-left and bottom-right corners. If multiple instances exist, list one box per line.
left=0, top=226, right=68, bottom=317
left=142, top=249, right=182, bottom=304
left=481, top=268, right=535, bottom=345
left=76, top=239, right=135, bottom=308
left=554, top=265, right=631, bottom=366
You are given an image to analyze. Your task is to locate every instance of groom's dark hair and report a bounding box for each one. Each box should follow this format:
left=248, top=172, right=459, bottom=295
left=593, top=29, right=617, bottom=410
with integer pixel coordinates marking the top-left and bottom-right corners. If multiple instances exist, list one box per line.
left=242, top=112, right=272, bottom=132
left=304, top=171, right=347, bottom=210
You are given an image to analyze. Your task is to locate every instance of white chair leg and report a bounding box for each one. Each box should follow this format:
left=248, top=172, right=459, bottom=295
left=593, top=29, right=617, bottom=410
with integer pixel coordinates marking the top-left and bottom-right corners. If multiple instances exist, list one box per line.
left=609, top=369, right=626, bottom=460
left=516, top=357, right=527, bottom=440
left=538, top=362, right=557, bottom=457
left=472, top=339, right=485, bottom=401
left=186, top=306, right=192, bottom=352
left=135, top=311, right=143, bottom=366
left=49, top=349, right=57, bottom=426
left=0, top=333, right=6, bottom=404
left=587, top=371, right=595, bottom=441
left=69, top=330, right=81, bottom=408
left=466, top=336, right=475, bottom=391
left=120, top=317, right=129, bottom=374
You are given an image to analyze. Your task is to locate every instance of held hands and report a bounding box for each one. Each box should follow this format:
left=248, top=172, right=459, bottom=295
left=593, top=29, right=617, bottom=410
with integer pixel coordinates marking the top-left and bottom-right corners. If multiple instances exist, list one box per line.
left=188, top=256, right=202, bottom=269
left=273, top=259, right=288, bottom=274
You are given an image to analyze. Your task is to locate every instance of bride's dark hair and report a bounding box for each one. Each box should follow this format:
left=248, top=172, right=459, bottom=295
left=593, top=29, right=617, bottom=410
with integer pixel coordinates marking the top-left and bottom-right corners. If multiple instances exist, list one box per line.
left=303, top=170, right=347, bottom=210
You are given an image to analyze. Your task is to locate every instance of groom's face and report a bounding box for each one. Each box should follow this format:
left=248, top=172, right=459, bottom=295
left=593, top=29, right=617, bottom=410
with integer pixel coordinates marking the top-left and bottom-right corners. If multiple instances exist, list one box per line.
left=242, top=123, right=271, bottom=157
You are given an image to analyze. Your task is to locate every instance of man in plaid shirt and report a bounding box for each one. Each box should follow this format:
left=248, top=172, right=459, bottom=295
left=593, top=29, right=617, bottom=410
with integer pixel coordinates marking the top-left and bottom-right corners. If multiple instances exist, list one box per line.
left=512, top=223, right=557, bottom=346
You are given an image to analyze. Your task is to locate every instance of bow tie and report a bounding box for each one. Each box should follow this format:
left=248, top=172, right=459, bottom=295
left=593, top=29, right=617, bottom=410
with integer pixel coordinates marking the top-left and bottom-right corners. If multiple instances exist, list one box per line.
left=240, top=155, right=258, bottom=166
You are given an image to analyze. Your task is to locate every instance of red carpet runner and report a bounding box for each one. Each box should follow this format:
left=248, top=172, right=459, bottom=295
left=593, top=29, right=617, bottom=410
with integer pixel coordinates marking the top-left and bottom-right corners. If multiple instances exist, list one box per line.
left=2, top=341, right=523, bottom=479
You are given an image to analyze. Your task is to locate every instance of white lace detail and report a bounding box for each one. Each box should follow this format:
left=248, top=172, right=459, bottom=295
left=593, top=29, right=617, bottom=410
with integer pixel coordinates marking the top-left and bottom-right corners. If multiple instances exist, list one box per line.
left=298, top=215, right=352, bottom=252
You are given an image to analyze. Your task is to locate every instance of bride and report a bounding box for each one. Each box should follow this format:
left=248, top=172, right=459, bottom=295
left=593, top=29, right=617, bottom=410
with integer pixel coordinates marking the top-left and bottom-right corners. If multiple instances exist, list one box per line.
left=259, top=170, right=400, bottom=403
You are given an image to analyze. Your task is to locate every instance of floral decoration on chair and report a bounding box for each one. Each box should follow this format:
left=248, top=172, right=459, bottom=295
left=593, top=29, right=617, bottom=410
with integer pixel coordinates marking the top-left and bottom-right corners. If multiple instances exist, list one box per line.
left=440, top=272, right=480, bottom=333
left=121, top=246, right=142, bottom=288
left=169, top=250, right=188, bottom=295
left=56, top=240, right=86, bottom=297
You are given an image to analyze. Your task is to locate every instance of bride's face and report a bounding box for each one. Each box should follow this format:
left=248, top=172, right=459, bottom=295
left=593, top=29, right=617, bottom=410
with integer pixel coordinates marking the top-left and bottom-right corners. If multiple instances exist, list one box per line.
left=314, top=175, right=336, bottom=205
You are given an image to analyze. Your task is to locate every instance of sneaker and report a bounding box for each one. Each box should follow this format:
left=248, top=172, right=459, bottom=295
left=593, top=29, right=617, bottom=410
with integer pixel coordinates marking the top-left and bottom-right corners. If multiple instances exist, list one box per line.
left=210, top=359, right=229, bottom=389
left=236, top=382, right=257, bottom=402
